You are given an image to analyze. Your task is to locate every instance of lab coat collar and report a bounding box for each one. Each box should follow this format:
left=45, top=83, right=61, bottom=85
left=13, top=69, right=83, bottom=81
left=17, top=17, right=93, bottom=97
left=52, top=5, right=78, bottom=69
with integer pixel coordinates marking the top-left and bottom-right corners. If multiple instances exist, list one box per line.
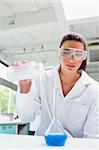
left=54, top=65, right=93, bottom=100
left=54, top=65, right=93, bottom=87
left=80, top=70, right=94, bottom=85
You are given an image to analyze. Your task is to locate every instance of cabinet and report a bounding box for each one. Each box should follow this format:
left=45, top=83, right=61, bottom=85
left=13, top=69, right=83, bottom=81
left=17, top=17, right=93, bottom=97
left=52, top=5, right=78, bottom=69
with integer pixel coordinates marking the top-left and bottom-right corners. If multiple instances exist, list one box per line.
left=0, top=122, right=29, bottom=135
left=0, top=124, right=16, bottom=134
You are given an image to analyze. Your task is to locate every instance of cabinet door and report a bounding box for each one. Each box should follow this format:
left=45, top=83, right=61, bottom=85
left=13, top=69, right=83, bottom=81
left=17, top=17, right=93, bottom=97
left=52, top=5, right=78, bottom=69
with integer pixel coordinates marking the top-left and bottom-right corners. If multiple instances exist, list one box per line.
left=0, top=124, right=16, bottom=134
left=17, top=124, right=29, bottom=135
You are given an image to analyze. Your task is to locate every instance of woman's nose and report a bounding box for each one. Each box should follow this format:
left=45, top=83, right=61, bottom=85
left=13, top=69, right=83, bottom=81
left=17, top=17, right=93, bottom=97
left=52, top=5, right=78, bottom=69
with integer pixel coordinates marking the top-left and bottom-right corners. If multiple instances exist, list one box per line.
left=68, top=54, right=75, bottom=62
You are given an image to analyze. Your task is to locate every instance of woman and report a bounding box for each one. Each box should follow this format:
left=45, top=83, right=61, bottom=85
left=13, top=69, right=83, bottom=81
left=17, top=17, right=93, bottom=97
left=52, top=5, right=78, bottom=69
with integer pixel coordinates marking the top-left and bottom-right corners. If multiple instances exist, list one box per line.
left=15, top=32, right=99, bottom=138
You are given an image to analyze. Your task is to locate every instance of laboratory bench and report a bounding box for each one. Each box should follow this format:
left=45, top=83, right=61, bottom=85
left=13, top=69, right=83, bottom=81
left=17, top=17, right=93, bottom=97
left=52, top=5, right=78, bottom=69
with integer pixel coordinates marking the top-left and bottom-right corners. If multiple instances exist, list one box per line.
left=0, top=134, right=98, bottom=150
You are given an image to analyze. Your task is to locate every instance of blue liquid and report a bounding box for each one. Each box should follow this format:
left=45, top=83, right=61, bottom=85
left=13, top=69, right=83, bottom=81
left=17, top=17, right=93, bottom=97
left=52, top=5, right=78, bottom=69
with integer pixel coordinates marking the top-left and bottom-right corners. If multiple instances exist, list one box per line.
left=45, top=133, right=67, bottom=146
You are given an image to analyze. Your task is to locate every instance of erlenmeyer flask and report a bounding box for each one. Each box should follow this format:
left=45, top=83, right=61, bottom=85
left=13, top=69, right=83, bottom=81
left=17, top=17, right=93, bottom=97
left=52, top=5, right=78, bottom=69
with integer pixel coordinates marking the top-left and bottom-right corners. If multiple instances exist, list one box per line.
left=44, top=88, right=67, bottom=146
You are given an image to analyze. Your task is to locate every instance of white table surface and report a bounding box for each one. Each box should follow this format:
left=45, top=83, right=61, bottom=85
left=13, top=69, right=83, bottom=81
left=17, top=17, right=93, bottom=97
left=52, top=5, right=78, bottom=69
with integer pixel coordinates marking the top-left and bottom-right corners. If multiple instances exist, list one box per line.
left=0, top=134, right=98, bottom=150
left=0, top=119, right=26, bottom=125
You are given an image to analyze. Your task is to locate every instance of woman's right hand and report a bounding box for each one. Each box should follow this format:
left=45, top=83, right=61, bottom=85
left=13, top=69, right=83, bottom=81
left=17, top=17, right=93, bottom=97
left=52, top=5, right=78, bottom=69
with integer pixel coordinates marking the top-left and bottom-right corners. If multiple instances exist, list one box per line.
left=11, top=60, right=32, bottom=93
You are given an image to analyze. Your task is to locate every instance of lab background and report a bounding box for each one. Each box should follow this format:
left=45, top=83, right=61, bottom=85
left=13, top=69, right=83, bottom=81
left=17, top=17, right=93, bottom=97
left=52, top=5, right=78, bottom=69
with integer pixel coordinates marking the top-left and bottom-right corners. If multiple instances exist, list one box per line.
left=0, top=0, right=99, bottom=136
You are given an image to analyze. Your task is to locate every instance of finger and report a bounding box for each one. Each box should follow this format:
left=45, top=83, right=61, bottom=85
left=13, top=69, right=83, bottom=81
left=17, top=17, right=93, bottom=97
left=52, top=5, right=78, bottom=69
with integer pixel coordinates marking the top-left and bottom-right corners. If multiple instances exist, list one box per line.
left=22, top=60, right=28, bottom=64
left=11, top=60, right=24, bottom=66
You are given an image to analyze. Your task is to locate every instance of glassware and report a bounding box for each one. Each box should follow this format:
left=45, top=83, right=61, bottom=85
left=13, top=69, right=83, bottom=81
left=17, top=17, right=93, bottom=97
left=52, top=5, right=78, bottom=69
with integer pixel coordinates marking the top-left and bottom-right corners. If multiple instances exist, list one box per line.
left=7, top=61, right=44, bottom=81
left=44, top=87, right=67, bottom=146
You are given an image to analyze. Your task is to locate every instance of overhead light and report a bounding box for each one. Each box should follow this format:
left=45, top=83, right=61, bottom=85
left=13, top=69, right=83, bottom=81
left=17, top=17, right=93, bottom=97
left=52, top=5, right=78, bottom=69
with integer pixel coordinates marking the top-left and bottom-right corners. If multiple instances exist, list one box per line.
left=61, top=0, right=98, bottom=20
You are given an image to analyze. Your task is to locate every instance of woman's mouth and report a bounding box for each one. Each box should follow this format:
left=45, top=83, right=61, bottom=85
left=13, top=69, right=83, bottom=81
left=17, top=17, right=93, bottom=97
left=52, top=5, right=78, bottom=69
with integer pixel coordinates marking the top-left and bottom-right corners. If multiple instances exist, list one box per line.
left=67, top=64, right=75, bottom=68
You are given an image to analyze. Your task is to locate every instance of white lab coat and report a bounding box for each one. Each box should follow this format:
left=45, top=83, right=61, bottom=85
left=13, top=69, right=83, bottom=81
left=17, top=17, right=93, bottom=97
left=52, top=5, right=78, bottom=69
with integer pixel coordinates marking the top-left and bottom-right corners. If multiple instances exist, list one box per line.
left=16, top=65, right=99, bottom=138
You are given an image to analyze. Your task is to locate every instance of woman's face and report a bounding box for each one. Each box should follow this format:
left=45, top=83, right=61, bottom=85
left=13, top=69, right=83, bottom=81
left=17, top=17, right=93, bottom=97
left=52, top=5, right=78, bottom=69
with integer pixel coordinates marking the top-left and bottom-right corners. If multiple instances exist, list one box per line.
left=59, top=40, right=85, bottom=73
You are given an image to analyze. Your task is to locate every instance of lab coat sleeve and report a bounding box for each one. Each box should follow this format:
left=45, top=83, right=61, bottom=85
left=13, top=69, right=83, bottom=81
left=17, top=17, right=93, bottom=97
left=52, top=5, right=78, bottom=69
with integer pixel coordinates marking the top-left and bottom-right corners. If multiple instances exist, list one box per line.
left=83, top=85, right=99, bottom=138
left=16, top=76, right=41, bottom=123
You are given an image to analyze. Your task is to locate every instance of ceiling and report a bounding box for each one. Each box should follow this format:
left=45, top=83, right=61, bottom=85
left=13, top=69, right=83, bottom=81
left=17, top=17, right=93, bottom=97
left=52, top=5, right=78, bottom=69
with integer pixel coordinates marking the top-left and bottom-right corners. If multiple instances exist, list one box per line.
left=0, top=0, right=99, bottom=66
left=69, top=17, right=99, bottom=41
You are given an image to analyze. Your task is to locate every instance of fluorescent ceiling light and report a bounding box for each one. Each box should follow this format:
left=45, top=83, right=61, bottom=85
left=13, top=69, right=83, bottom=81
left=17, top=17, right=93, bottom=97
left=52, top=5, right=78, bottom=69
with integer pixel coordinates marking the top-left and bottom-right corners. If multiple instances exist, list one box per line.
left=61, top=0, right=99, bottom=20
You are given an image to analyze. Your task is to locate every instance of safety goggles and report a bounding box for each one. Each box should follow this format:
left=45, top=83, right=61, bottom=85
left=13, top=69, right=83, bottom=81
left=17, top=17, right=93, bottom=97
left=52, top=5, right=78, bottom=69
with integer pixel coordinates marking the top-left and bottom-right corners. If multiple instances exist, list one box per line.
left=59, top=48, right=87, bottom=61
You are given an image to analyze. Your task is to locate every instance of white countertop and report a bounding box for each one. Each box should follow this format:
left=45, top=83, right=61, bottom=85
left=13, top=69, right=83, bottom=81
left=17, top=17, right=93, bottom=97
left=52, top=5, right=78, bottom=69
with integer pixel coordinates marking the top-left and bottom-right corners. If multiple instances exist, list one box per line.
left=0, top=134, right=98, bottom=150
left=0, top=119, right=26, bottom=125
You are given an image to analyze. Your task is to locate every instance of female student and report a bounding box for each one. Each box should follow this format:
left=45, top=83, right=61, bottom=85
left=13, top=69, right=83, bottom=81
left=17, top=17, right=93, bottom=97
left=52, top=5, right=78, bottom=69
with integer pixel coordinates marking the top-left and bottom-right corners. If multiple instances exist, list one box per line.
left=14, top=32, right=99, bottom=138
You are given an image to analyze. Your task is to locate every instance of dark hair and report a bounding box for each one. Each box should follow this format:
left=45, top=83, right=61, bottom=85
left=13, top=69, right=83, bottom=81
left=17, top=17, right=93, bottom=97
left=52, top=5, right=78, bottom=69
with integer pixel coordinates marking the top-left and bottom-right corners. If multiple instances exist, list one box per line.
left=59, top=32, right=87, bottom=71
